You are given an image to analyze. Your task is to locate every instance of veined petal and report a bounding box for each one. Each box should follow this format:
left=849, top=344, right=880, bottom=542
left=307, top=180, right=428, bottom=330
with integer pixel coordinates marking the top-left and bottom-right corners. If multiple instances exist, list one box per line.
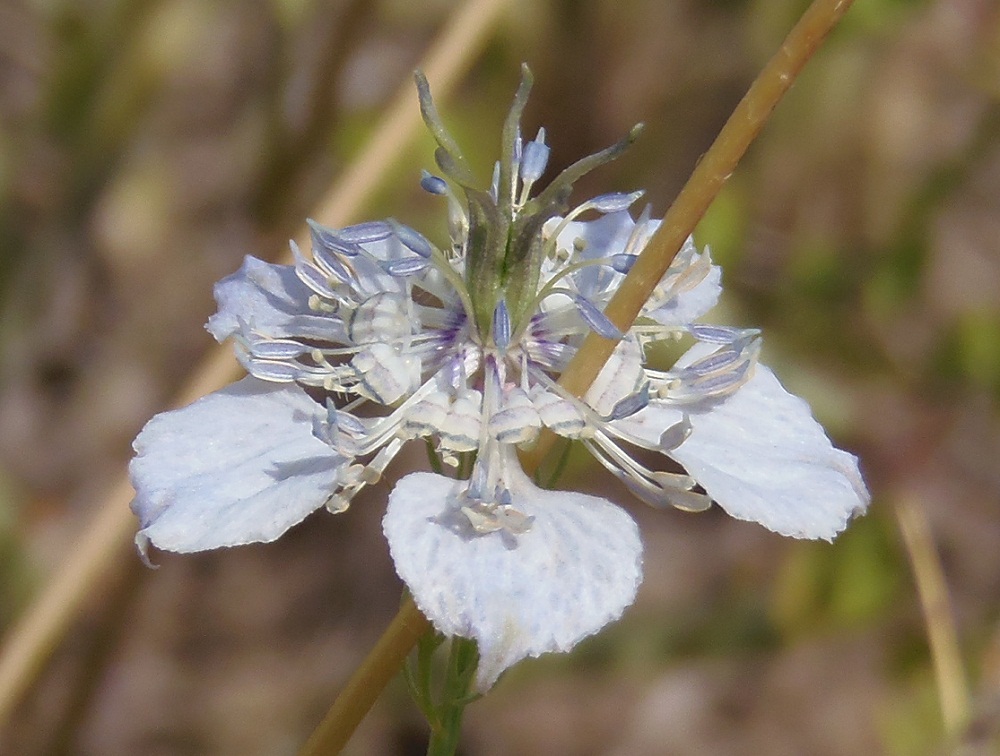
left=207, top=256, right=344, bottom=343
left=130, top=377, right=345, bottom=559
left=383, top=468, right=642, bottom=691
left=617, top=348, right=869, bottom=540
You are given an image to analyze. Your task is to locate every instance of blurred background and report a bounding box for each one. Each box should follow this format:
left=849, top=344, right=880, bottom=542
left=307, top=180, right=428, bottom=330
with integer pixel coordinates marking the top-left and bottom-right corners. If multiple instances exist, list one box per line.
left=1, top=0, right=999, bottom=753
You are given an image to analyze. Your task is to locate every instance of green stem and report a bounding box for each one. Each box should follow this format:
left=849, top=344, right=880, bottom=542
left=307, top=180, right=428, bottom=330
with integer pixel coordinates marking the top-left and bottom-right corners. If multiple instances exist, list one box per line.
left=426, top=638, right=479, bottom=756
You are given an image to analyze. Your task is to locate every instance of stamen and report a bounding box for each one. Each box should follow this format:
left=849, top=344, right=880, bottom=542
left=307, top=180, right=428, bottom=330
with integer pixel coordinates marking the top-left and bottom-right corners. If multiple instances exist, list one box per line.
left=572, top=294, right=623, bottom=339
left=325, top=437, right=405, bottom=514
left=685, top=341, right=753, bottom=377
left=290, top=241, right=338, bottom=300
left=584, top=431, right=709, bottom=512
left=518, top=128, right=549, bottom=190
left=307, top=219, right=364, bottom=256
left=658, top=416, right=692, bottom=451
left=244, top=359, right=299, bottom=383
left=247, top=339, right=309, bottom=360
left=383, top=257, right=430, bottom=277
left=587, top=190, right=645, bottom=214
left=391, top=222, right=433, bottom=258
left=688, top=324, right=760, bottom=344
left=420, top=171, right=448, bottom=195
left=606, top=383, right=650, bottom=421
left=336, top=221, right=394, bottom=244
left=610, top=254, right=637, bottom=274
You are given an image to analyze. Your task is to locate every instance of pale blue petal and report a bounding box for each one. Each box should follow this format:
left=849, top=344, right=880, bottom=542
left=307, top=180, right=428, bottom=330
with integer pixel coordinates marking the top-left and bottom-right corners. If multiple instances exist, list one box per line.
left=617, top=350, right=869, bottom=540
left=207, top=256, right=344, bottom=343
left=383, top=468, right=643, bottom=691
left=130, top=377, right=345, bottom=558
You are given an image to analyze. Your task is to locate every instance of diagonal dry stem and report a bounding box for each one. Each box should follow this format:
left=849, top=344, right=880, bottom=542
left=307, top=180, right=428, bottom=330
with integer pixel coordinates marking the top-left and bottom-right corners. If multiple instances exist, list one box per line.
left=895, top=494, right=970, bottom=740
left=0, top=0, right=512, bottom=731
left=299, top=597, right=431, bottom=756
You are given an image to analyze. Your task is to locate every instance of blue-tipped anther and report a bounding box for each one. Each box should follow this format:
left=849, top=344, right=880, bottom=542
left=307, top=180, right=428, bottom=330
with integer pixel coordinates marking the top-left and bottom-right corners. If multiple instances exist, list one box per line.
left=610, top=254, right=637, bottom=274
left=608, top=383, right=651, bottom=421
left=384, top=257, right=430, bottom=277
left=307, top=219, right=363, bottom=256
left=574, top=295, right=623, bottom=340
left=420, top=170, right=448, bottom=195
left=589, top=190, right=645, bottom=214
left=392, top=223, right=433, bottom=258
left=519, top=128, right=550, bottom=185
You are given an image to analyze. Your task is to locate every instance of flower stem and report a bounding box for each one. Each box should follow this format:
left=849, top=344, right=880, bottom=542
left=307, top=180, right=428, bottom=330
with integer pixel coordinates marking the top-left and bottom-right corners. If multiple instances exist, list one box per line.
left=521, top=0, right=856, bottom=472
left=299, top=597, right=431, bottom=756
left=424, top=637, right=480, bottom=756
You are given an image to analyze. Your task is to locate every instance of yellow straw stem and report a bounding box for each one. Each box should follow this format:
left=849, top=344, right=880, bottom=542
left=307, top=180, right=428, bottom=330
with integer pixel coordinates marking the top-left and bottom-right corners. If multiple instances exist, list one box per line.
left=299, top=598, right=431, bottom=756
left=895, top=495, right=970, bottom=740
left=522, top=0, right=855, bottom=471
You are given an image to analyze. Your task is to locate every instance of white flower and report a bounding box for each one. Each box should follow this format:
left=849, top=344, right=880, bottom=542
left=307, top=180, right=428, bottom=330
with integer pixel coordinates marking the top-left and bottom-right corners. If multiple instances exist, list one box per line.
left=130, top=69, right=869, bottom=690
